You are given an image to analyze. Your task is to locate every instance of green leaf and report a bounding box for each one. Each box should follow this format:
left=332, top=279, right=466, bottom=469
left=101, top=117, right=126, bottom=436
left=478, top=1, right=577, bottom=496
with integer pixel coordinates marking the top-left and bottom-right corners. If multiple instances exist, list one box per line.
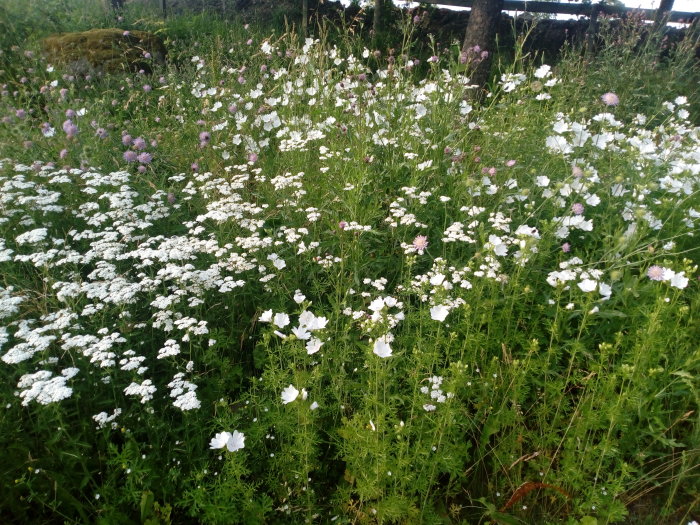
left=141, top=490, right=155, bottom=522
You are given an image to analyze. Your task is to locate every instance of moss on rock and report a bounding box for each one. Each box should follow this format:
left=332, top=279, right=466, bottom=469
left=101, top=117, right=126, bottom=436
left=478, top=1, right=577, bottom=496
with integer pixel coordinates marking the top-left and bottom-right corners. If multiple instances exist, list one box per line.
left=42, top=28, right=166, bottom=74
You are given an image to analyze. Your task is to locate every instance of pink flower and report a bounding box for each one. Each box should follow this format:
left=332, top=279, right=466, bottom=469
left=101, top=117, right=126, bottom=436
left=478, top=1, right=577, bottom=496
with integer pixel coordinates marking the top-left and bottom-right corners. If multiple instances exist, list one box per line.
left=647, top=265, right=665, bottom=281
left=412, top=235, right=429, bottom=253
left=137, top=152, right=152, bottom=164
left=571, top=203, right=584, bottom=215
left=62, top=119, right=78, bottom=137
left=600, top=92, right=619, bottom=106
left=562, top=243, right=571, bottom=253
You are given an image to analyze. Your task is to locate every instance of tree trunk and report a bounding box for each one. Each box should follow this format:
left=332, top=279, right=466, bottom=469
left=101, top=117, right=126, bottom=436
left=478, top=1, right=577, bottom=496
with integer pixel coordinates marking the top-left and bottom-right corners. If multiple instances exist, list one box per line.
left=462, top=0, right=503, bottom=93
left=373, top=0, right=382, bottom=39
left=654, top=0, right=675, bottom=28
left=302, top=0, right=309, bottom=37
left=161, top=0, right=167, bottom=19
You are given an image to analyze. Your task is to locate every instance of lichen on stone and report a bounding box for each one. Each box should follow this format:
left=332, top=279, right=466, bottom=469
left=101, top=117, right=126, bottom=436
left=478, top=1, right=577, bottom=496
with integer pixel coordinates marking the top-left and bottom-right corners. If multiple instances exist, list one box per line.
left=42, top=28, right=166, bottom=74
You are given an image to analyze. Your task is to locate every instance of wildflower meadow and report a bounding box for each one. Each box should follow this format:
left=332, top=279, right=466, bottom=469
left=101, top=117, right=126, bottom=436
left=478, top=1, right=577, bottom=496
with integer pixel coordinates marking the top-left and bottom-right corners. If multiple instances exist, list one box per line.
left=0, top=1, right=698, bottom=523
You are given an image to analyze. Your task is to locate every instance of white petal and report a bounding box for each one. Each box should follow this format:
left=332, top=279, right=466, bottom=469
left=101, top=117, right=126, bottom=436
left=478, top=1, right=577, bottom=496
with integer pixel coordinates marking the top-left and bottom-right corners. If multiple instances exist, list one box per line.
left=210, top=431, right=231, bottom=449
left=226, top=430, right=245, bottom=452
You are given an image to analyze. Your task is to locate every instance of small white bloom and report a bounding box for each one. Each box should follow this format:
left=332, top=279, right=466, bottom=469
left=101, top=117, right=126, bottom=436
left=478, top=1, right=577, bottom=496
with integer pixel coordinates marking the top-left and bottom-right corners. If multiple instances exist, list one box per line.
left=578, top=279, right=597, bottom=293
left=210, top=431, right=231, bottom=449
left=430, top=305, right=449, bottom=322
left=669, top=271, right=689, bottom=289
left=281, top=384, right=299, bottom=404
left=226, top=430, right=245, bottom=452
left=306, top=337, right=324, bottom=355
left=273, top=313, right=290, bottom=328
left=291, top=325, right=311, bottom=340
left=429, top=274, right=445, bottom=286
left=534, top=64, right=551, bottom=79
left=210, top=430, right=245, bottom=452
left=373, top=336, right=392, bottom=358
left=259, top=309, right=273, bottom=322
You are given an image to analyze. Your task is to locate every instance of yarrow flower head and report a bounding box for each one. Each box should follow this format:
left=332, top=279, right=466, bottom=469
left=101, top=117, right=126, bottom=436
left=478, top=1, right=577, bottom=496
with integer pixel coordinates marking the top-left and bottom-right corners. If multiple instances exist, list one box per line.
left=600, top=92, right=620, bottom=106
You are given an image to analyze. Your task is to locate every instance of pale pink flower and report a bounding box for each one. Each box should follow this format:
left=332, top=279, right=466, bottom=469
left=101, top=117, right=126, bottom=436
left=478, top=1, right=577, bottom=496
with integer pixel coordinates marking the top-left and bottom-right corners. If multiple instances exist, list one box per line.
left=412, top=235, right=428, bottom=253
left=647, top=265, right=665, bottom=281
left=601, top=92, right=620, bottom=106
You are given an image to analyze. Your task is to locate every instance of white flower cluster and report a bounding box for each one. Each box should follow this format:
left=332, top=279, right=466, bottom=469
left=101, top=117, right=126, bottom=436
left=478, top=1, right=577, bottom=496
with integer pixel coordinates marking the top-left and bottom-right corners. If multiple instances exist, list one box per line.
left=421, top=375, right=454, bottom=412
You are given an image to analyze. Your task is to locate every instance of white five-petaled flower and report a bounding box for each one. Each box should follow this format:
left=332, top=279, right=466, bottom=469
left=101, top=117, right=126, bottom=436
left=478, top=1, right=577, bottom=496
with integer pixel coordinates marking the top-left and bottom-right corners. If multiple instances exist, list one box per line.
left=373, top=336, right=392, bottom=358
left=577, top=279, right=597, bottom=293
left=430, top=305, right=449, bottom=322
left=306, top=337, right=324, bottom=355
left=210, top=430, right=245, bottom=452
left=273, top=313, right=290, bottom=328
left=281, top=384, right=299, bottom=404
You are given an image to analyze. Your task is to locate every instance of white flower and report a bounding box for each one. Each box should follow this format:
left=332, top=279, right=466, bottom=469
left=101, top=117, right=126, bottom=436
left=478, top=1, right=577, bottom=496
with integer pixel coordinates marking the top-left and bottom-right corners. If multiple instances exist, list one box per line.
left=430, top=305, right=449, bottom=322
left=536, top=175, right=550, bottom=187
left=368, top=297, right=385, bottom=312
left=273, top=313, right=290, bottom=328
left=16, top=228, right=48, bottom=245
left=293, top=290, right=306, bottom=304
left=281, top=384, right=299, bottom=404
left=259, top=309, right=273, bottom=322
left=534, top=64, right=551, bottom=79
left=310, top=401, right=319, bottom=411
left=669, top=271, right=689, bottom=289
left=373, top=336, right=392, bottom=358
left=577, top=279, right=597, bottom=293
left=306, top=337, right=324, bottom=355
left=210, top=430, right=245, bottom=452
left=429, top=274, right=445, bottom=286
left=291, top=325, right=311, bottom=340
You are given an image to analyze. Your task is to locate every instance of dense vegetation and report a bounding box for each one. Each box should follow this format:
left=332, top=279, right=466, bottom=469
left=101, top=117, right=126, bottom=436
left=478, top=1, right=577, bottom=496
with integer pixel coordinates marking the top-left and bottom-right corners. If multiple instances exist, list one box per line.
left=0, top=1, right=698, bottom=523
